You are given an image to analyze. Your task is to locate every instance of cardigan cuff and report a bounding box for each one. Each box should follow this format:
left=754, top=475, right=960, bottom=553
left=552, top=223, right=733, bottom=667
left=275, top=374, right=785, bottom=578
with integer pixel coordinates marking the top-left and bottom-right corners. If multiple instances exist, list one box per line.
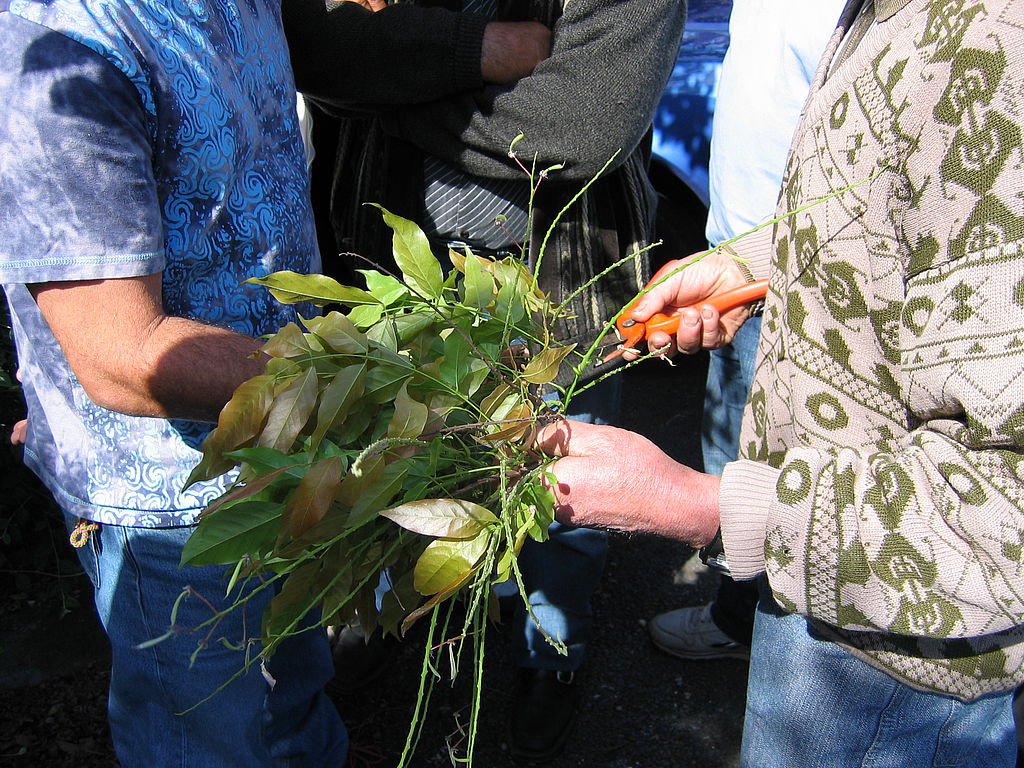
left=727, top=223, right=774, bottom=282
left=718, top=459, right=779, bottom=580
left=452, top=13, right=488, bottom=93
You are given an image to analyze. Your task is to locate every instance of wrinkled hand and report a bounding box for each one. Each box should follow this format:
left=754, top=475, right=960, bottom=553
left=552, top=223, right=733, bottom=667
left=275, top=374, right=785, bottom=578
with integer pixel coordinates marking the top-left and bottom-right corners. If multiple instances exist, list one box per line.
left=534, top=419, right=720, bottom=546
left=481, top=22, right=552, bottom=84
left=626, top=248, right=751, bottom=359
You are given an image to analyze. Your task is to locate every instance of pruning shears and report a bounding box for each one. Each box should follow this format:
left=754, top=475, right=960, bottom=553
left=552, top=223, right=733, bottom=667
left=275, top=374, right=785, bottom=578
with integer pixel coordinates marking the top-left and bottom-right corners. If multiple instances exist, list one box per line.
left=601, top=265, right=769, bottom=363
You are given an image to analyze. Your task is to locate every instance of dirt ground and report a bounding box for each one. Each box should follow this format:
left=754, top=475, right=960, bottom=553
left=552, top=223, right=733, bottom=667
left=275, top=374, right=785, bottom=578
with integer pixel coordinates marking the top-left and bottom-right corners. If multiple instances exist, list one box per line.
left=0, top=355, right=751, bottom=768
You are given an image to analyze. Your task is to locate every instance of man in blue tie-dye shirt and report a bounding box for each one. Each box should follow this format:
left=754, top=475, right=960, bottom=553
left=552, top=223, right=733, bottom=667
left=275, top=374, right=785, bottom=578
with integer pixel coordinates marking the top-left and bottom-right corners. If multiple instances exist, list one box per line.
left=0, top=1, right=348, bottom=764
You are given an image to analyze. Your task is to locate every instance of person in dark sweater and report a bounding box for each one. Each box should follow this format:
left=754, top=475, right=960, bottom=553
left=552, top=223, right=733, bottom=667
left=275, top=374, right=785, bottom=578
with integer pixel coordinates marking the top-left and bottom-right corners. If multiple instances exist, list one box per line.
left=283, top=0, right=685, bottom=760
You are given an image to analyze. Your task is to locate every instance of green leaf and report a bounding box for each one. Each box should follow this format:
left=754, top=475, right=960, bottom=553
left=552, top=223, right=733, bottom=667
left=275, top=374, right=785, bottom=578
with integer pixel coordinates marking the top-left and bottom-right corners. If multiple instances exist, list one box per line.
left=286, top=455, right=345, bottom=538
left=200, top=464, right=298, bottom=518
left=180, top=500, right=282, bottom=567
left=347, top=303, right=384, bottom=328
left=521, top=344, right=577, bottom=384
left=480, top=383, right=518, bottom=420
left=367, top=316, right=399, bottom=352
left=438, top=331, right=473, bottom=391
left=392, top=313, right=435, bottom=345
left=460, top=252, right=495, bottom=309
left=187, top=374, right=277, bottom=485
left=349, top=462, right=409, bottom=526
left=302, top=312, right=369, bottom=355
left=266, top=561, right=322, bottom=638
left=258, top=366, right=319, bottom=452
left=308, top=364, right=366, bottom=453
left=370, top=205, right=443, bottom=300
left=364, top=362, right=412, bottom=405
left=247, top=271, right=378, bottom=307
left=331, top=405, right=375, bottom=446
left=225, top=446, right=302, bottom=475
left=460, top=358, right=490, bottom=400
left=380, top=498, right=498, bottom=539
left=387, top=384, right=429, bottom=440
left=494, top=280, right=527, bottom=324
left=358, top=270, right=410, bottom=307
left=413, top=533, right=489, bottom=595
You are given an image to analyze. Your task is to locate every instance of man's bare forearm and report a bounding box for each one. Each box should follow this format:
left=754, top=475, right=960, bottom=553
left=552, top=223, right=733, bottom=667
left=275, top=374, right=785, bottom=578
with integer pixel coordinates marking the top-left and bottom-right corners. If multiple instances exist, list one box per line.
left=31, top=273, right=266, bottom=423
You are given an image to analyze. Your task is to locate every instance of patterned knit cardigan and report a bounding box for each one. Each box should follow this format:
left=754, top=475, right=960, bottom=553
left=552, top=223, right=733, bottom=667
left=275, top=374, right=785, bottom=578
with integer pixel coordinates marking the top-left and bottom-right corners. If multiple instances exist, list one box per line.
left=720, top=0, right=1024, bottom=700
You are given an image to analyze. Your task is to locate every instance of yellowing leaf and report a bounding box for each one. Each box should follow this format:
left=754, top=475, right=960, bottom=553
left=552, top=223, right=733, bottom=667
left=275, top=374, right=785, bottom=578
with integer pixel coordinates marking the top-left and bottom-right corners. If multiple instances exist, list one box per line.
left=413, top=534, right=489, bottom=595
left=380, top=498, right=498, bottom=539
left=478, top=401, right=534, bottom=446
left=261, top=323, right=311, bottom=359
left=247, top=271, right=378, bottom=307
left=258, top=366, right=318, bottom=452
left=187, top=374, right=276, bottom=485
left=287, top=456, right=344, bottom=538
left=521, top=344, right=577, bottom=384
left=387, top=385, right=429, bottom=440
left=479, top=383, right=516, bottom=419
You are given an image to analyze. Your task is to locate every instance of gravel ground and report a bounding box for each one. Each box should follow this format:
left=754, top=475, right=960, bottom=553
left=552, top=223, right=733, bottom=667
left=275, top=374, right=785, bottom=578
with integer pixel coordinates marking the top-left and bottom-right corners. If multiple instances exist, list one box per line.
left=1, top=355, right=751, bottom=768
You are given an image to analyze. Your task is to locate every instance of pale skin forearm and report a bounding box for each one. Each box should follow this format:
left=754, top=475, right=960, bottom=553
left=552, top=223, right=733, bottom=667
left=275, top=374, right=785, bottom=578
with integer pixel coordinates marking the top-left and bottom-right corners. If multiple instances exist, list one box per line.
left=30, top=273, right=265, bottom=422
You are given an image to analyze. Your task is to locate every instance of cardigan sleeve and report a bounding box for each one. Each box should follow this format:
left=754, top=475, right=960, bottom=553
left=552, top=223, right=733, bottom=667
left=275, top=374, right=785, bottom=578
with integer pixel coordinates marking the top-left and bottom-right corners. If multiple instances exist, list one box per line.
left=380, top=0, right=685, bottom=181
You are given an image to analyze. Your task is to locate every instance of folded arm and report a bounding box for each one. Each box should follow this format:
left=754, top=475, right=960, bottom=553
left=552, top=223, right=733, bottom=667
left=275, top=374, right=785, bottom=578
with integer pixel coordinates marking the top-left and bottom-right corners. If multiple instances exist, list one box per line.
left=382, top=0, right=686, bottom=181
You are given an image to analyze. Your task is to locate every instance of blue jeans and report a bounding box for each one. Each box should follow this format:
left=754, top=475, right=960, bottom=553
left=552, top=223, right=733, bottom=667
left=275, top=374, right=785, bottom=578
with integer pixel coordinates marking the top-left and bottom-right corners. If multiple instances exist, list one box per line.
left=702, top=315, right=762, bottom=477
left=68, top=514, right=348, bottom=768
left=743, top=596, right=1016, bottom=768
left=510, top=377, right=619, bottom=671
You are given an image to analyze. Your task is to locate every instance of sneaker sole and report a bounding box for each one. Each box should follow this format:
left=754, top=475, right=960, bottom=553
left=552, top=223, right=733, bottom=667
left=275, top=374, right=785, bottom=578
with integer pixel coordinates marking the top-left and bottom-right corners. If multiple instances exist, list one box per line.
left=649, top=634, right=750, bottom=661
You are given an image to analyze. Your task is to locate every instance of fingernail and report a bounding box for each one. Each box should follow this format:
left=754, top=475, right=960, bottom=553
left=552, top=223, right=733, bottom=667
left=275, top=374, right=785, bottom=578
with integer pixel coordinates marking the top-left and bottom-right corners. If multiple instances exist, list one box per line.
left=682, top=310, right=699, bottom=326
left=702, top=306, right=715, bottom=320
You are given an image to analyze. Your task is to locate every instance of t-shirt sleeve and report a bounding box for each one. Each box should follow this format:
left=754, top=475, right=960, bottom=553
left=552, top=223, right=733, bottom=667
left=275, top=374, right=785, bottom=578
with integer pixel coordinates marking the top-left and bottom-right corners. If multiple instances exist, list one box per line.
left=0, top=15, right=165, bottom=285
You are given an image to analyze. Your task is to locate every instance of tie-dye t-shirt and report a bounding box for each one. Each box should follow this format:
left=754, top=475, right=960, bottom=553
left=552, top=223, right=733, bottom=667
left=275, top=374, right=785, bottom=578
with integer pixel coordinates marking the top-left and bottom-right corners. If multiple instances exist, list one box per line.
left=0, top=0, right=318, bottom=526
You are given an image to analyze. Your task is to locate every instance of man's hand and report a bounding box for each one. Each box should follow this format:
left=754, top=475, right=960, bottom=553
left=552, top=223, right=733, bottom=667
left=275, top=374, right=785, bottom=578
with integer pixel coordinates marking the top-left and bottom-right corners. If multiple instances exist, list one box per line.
left=331, top=0, right=387, bottom=12
left=534, top=419, right=720, bottom=546
left=626, top=248, right=751, bottom=358
left=30, top=273, right=265, bottom=422
left=481, top=22, right=552, bottom=84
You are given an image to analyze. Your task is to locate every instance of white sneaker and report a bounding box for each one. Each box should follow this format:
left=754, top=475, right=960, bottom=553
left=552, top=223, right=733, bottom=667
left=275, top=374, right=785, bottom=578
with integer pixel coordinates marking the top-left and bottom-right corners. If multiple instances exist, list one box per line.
left=648, top=603, right=750, bottom=660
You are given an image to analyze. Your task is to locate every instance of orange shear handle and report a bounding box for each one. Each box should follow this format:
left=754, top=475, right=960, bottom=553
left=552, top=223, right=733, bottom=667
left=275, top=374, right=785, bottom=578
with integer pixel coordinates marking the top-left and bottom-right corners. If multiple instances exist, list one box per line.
left=637, top=278, right=770, bottom=336
left=605, top=276, right=769, bottom=362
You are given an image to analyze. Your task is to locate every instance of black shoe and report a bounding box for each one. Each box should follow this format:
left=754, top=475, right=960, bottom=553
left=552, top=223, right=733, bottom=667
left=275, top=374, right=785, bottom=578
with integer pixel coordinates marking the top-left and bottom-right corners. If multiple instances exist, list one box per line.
left=327, top=623, right=398, bottom=693
left=508, top=668, right=578, bottom=763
